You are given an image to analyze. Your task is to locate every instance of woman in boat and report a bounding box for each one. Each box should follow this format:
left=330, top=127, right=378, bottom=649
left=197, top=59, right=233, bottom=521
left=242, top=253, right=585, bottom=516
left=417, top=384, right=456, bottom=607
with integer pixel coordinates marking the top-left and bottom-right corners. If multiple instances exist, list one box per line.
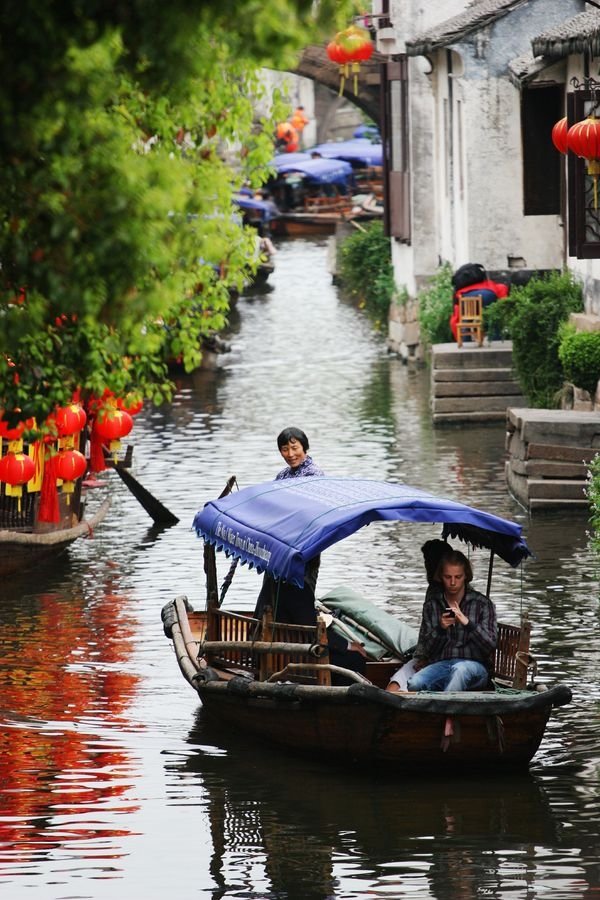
left=395, top=549, right=497, bottom=693
left=275, top=426, right=324, bottom=480
left=254, top=427, right=323, bottom=624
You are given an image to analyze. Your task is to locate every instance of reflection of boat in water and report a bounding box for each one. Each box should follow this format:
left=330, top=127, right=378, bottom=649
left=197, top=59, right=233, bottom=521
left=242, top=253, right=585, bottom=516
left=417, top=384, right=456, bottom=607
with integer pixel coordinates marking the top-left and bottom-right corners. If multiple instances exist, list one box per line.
left=165, top=707, right=560, bottom=898
left=162, top=477, right=571, bottom=770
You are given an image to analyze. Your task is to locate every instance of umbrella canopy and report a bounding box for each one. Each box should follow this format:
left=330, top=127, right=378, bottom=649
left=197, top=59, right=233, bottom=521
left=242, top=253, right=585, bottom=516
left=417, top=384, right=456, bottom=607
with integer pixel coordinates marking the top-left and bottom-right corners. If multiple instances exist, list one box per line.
left=308, top=139, right=383, bottom=167
left=193, top=477, right=531, bottom=587
left=273, top=157, right=353, bottom=185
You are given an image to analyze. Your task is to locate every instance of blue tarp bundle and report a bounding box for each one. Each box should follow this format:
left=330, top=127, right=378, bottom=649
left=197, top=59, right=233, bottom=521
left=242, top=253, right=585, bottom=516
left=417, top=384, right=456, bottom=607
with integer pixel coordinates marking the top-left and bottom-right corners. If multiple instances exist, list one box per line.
left=193, top=477, right=531, bottom=587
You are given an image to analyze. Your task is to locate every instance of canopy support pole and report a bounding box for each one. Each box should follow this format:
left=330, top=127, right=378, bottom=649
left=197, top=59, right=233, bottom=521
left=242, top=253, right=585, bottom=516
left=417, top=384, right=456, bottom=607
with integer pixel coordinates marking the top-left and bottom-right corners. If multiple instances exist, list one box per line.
left=486, top=550, right=495, bottom=598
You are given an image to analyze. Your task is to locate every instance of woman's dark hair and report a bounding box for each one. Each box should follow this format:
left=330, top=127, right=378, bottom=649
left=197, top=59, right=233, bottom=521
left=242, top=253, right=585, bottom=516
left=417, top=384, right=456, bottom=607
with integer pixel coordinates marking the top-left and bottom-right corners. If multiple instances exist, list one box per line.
left=421, top=539, right=453, bottom=584
left=433, top=549, right=473, bottom=585
left=277, top=427, right=309, bottom=451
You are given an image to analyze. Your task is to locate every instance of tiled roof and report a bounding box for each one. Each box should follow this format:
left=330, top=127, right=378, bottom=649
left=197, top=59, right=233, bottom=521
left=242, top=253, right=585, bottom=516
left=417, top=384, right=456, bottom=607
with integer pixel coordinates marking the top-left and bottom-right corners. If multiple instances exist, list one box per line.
left=406, top=0, right=530, bottom=56
left=507, top=52, right=555, bottom=87
left=531, top=10, right=600, bottom=58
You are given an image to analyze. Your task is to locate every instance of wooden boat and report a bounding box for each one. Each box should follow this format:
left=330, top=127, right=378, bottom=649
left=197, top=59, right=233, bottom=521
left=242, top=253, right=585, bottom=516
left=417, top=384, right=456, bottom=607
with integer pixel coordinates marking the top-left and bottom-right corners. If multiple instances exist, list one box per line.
left=0, top=493, right=110, bottom=577
left=162, top=477, right=571, bottom=770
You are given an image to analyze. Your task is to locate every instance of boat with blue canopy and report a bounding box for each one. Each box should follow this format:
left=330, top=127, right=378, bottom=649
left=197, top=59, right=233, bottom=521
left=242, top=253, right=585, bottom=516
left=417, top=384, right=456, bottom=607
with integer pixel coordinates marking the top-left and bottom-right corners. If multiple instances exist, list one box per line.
left=162, top=477, right=571, bottom=770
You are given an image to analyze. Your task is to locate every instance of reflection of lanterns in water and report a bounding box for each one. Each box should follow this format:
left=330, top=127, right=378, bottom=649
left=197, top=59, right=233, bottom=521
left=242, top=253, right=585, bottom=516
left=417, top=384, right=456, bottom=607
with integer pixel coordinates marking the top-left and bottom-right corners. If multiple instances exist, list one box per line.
left=0, top=588, right=141, bottom=858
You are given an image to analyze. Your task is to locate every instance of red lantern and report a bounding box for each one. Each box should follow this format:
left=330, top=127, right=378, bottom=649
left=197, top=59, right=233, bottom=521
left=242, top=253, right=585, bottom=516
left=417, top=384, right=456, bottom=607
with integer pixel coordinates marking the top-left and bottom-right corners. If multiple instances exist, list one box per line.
left=567, top=115, right=600, bottom=208
left=0, top=451, right=36, bottom=511
left=93, top=406, right=133, bottom=461
left=328, top=25, right=374, bottom=96
left=551, top=117, right=568, bottom=155
left=54, top=449, right=87, bottom=502
left=54, top=403, right=87, bottom=438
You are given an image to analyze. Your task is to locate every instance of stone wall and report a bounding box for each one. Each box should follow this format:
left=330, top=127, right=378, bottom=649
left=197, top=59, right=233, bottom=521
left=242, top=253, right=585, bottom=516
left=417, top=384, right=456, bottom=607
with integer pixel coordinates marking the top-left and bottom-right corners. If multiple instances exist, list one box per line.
left=388, top=299, right=422, bottom=362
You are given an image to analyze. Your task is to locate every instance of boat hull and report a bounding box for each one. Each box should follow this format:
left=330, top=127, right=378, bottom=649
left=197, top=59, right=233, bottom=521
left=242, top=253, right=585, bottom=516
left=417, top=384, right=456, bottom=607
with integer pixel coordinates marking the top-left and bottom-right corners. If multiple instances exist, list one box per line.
left=194, top=678, right=566, bottom=769
left=0, top=496, right=111, bottom=577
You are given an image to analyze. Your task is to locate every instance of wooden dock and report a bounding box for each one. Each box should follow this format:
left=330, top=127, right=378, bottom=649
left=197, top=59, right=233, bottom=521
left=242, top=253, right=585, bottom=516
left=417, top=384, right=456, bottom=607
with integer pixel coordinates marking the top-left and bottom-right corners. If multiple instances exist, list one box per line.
left=431, top=342, right=525, bottom=425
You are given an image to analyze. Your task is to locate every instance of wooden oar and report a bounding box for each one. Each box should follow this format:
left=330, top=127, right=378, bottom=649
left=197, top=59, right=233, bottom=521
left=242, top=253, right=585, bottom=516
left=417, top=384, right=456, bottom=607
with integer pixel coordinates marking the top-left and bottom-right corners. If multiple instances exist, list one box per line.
left=111, top=462, right=180, bottom=526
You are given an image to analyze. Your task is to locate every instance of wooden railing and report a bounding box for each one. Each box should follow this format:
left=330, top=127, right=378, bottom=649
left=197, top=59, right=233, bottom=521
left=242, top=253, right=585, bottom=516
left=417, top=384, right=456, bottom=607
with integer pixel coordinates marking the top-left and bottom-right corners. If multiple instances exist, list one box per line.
left=494, top=615, right=533, bottom=689
left=202, top=606, right=332, bottom=685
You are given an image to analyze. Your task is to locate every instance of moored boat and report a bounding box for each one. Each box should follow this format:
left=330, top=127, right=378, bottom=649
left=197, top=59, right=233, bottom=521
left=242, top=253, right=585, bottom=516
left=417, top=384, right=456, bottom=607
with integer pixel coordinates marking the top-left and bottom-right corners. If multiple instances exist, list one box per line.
left=162, top=477, right=571, bottom=770
left=0, top=494, right=110, bottom=577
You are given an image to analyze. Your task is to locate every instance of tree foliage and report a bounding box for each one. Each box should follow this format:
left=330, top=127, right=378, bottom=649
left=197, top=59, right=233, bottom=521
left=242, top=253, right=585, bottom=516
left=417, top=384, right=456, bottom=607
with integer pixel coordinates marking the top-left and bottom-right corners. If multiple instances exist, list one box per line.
left=338, top=221, right=396, bottom=327
left=0, top=0, right=355, bottom=428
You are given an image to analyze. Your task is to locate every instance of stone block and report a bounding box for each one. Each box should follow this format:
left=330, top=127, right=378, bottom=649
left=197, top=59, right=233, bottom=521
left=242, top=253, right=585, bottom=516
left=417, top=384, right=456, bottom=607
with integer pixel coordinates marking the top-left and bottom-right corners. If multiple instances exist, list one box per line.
left=432, top=395, right=525, bottom=414
left=570, top=312, right=600, bottom=333
left=434, top=381, right=522, bottom=398
left=527, top=478, right=587, bottom=501
left=433, top=367, right=516, bottom=383
left=526, top=443, right=598, bottom=463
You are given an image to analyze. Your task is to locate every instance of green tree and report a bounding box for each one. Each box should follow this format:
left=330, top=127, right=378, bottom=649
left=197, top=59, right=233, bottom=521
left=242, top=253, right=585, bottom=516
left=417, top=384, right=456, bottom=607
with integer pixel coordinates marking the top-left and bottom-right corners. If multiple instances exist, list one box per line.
left=0, top=1, right=355, bottom=427
left=338, top=220, right=395, bottom=326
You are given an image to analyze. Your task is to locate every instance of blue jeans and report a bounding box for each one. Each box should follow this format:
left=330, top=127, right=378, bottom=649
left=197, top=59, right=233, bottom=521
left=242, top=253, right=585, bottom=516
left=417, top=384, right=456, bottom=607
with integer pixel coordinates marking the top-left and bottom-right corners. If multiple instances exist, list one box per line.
left=407, top=658, right=489, bottom=692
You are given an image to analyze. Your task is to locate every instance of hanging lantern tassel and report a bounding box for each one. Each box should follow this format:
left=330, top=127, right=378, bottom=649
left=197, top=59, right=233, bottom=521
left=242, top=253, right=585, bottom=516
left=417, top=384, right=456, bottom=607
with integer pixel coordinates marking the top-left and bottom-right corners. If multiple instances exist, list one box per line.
left=589, top=159, right=600, bottom=210
left=39, top=453, right=60, bottom=523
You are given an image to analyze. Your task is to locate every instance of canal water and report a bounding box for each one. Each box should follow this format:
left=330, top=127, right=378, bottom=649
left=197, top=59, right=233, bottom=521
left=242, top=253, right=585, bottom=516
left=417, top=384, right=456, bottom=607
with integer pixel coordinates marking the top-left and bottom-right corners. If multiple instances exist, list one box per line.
left=1, top=238, right=600, bottom=899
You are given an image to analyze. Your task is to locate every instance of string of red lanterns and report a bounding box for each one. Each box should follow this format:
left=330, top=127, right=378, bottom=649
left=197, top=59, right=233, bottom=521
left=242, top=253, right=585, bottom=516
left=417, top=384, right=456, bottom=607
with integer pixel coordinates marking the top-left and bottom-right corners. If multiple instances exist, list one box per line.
left=1, top=391, right=142, bottom=518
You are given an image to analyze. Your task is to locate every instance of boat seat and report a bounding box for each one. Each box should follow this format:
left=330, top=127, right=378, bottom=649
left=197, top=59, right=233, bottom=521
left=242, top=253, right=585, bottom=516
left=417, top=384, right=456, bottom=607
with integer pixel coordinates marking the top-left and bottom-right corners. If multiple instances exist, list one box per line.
left=456, top=293, right=484, bottom=347
left=493, top=615, right=534, bottom=689
left=203, top=607, right=332, bottom=685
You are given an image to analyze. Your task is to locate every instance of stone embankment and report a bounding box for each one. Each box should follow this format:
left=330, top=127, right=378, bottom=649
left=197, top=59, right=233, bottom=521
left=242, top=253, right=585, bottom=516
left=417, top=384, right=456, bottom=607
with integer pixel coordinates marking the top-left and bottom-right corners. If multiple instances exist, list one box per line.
left=505, top=408, right=600, bottom=511
left=430, top=342, right=525, bottom=425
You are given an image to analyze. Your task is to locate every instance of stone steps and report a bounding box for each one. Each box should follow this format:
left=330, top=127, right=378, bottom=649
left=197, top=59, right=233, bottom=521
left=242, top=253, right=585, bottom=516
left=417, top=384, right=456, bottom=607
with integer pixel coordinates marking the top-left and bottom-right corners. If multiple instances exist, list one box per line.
left=431, top=342, right=525, bottom=424
left=505, top=408, right=600, bottom=512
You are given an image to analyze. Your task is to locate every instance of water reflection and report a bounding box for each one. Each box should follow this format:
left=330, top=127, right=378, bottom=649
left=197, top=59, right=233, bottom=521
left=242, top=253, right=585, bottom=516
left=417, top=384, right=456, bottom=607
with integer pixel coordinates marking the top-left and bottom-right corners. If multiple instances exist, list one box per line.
left=166, top=709, right=570, bottom=900
left=0, top=579, right=141, bottom=876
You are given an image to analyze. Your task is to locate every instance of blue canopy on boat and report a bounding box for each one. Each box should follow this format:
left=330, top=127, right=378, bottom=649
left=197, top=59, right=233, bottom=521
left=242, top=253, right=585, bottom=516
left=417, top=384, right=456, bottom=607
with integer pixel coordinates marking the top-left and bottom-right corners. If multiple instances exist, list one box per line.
left=353, top=124, right=380, bottom=140
left=273, top=157, right=353, bottom=185
left=272, top=152, right=312, bottom=167
left=233, top=194, right=276, bottom=222
left=193, top=477, right=531, bottom=587
left=308, top=140, right=382, bottom=167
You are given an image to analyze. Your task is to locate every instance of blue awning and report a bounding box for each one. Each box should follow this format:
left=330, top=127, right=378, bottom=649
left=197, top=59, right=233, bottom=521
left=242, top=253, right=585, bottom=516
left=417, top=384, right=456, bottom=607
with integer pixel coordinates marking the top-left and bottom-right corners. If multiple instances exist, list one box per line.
left=308, top=139, right=383, bottom=167
left=193, top=477, right=531, bottom=587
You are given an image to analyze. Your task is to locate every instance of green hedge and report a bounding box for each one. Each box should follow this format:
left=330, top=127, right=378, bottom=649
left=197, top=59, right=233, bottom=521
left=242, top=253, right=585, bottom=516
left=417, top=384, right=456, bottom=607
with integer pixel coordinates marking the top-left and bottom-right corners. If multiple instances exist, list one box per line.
left=558, top=326, right=600, bottom=397
left=484, top=270, right=583, bottom=407
left=417, top=263, right=454, bottom=346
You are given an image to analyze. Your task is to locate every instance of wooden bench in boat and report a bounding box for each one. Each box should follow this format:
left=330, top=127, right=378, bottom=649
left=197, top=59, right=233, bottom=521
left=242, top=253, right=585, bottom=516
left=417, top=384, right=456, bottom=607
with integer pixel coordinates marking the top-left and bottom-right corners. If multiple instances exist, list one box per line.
left=189, top=602, right=535, bottom=692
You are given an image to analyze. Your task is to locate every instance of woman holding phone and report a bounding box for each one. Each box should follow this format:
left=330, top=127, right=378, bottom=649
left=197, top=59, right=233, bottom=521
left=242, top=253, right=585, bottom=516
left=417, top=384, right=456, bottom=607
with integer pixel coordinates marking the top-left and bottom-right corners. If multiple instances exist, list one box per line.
left=404, top=549, right=497, bottom=692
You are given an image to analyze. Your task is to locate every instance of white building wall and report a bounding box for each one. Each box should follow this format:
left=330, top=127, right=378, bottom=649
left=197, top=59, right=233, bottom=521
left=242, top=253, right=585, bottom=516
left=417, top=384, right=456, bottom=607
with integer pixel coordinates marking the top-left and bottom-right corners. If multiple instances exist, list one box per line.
left=382, top=0, right=581, bottom=307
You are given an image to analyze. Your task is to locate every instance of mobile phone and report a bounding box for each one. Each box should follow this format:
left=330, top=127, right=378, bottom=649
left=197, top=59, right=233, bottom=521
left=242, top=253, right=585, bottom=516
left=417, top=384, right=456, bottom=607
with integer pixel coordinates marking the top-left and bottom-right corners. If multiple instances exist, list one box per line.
left=444, top=607, right=455, bottom=618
